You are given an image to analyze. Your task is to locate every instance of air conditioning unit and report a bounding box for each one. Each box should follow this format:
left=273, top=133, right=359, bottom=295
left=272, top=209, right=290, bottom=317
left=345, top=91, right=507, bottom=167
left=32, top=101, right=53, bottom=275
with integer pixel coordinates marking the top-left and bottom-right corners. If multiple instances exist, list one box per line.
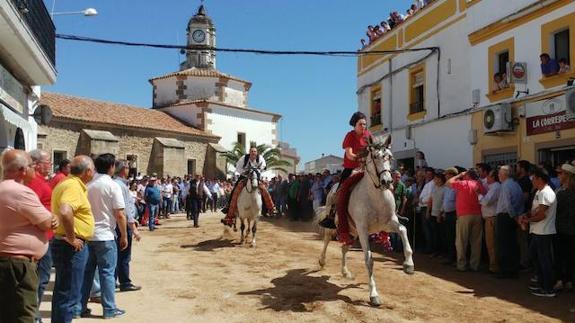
left=484, top=103, right=513, bottom=134
left=566, top=89, right=575, bottom=119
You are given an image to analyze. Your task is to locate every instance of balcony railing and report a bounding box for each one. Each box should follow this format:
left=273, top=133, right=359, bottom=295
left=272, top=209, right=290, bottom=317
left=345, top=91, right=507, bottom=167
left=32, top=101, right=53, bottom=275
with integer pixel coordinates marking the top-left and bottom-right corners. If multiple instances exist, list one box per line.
left=409, top=101, right=425, bottom=114
left=10, top=0, right=56, bottom=67
left=370, top=113, right=382, bottom=127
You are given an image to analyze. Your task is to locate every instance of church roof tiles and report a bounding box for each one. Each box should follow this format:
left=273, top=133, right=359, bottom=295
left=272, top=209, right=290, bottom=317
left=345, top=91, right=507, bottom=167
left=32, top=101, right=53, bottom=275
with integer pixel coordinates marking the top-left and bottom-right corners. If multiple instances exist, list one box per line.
left=40, top=92, right=218, bottom=139
left=149, top=68, right=251, bottom=85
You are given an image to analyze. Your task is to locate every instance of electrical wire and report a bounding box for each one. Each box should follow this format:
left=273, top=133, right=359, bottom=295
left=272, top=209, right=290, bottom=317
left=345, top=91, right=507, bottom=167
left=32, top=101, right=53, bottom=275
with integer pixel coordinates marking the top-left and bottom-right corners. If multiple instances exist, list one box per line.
left=56, top=34, right=437, bottom=57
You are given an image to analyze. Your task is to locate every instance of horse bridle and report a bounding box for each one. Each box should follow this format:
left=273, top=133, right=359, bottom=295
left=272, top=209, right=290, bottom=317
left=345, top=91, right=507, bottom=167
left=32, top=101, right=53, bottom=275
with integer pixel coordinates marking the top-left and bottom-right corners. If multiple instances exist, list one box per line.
left=244, top=167, right=260, bottom=193
left=363, top=145, right=392, bottom=190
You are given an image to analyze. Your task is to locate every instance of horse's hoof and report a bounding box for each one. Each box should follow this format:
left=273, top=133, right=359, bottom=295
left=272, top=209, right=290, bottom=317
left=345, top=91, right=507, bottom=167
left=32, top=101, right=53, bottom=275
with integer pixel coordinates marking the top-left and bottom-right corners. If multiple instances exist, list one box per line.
left=403, top=264, right=415, bottom=275
left=369, top=296, right=382, bottom=307
left=318, top=259, right=326, bottom=268
left=342, top=271, right=353, bottom=279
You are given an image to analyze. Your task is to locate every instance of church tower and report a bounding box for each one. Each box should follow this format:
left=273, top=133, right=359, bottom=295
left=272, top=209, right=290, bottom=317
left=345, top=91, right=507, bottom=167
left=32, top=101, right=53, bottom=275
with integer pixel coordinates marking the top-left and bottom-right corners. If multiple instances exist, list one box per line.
left=180, top=4, right=216, bottom=70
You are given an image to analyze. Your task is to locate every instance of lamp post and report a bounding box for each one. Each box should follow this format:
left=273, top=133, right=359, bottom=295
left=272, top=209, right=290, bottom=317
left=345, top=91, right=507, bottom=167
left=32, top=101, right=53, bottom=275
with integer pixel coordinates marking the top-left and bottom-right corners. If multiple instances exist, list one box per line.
left=51, top=8, right=98, bottom=17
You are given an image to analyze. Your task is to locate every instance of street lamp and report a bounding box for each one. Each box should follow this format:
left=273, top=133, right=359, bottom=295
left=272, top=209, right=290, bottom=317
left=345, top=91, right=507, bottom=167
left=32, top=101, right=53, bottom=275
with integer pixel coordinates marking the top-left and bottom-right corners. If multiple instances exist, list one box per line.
left=51, top=8, right=98, bottom=17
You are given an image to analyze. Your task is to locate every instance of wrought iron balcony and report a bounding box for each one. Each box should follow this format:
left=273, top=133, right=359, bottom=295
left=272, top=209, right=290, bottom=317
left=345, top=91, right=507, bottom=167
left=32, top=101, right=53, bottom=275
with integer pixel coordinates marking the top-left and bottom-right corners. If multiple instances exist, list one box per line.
left=10, top=0, right=56, bottom=67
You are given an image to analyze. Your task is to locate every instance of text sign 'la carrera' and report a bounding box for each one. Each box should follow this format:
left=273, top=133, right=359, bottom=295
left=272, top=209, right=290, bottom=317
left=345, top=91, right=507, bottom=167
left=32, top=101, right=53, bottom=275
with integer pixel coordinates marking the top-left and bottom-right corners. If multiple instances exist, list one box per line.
left=525, top=96, right=575, bottom=136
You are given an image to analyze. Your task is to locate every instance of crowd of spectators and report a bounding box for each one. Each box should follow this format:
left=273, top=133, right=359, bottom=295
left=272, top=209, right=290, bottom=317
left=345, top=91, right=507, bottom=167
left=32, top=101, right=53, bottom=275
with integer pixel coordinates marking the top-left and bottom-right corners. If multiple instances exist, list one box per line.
left=361, top=0, right=433, bottom=48
left=392, top=152, right=575, bottom=298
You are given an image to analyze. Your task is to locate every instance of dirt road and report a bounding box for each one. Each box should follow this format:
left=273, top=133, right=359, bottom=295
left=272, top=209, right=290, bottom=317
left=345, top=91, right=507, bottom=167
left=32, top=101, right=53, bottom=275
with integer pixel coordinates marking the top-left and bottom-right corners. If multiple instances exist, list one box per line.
left=44, top=212, right=574, bottom=322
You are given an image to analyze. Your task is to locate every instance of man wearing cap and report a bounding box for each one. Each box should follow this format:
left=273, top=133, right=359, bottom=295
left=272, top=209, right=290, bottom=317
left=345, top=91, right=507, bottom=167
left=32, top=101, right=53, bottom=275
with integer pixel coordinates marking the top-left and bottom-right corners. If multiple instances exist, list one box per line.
left=552, top=163, right=575, bottom=291
left=144, top=175, right=161, bottom=231
left=0, top=149, right=57, bottom=322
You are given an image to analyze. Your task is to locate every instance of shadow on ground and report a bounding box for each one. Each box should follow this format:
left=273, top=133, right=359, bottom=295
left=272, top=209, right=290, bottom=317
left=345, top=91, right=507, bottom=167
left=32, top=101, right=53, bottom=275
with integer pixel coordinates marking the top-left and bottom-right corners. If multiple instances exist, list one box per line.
left=238, top=269, right=366, bottom=312
left=181, top=238, right=238, bottom=252
left=370, top=251, right=575, bottom=321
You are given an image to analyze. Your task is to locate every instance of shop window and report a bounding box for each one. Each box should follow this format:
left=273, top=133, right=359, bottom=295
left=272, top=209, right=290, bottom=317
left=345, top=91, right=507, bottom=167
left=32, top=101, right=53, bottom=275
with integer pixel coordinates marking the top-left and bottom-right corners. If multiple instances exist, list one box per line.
left=487, top=38, right=515, bottom=102
left=409, top=65, right=426, bottom=119
left=370, top=86, right=382, bottom=127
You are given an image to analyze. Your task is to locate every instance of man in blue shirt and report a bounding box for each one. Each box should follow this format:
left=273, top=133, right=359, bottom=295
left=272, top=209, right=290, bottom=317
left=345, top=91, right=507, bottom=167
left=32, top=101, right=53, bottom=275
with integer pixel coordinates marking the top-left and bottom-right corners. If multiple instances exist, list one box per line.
left=540, top=53, right=560, bottom=77
left=144, top=177, right=161, bottom=231
left=495, top=165, right=524, bottom=278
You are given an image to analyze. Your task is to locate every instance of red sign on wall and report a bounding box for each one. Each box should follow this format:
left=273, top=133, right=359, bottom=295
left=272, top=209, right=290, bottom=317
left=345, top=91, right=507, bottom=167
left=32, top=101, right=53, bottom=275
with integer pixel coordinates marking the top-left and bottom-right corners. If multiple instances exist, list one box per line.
left=526, top=110, right=575, bottom=136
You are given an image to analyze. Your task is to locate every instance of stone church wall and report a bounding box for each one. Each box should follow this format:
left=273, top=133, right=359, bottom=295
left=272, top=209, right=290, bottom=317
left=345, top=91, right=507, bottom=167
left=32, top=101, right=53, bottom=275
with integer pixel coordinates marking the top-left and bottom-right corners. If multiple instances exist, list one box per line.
left=39, top=120, right=214, bottom=177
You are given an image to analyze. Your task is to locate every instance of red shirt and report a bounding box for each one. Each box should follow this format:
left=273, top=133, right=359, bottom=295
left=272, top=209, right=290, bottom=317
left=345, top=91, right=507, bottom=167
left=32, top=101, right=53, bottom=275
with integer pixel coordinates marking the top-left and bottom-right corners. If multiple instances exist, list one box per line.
left=342, top=130, right=371, bottom=169
left=451, top=179, right=486, bottom=216
left=27, top=172, right=53, bottom=239
left=49, top=172, right=67, bottom=189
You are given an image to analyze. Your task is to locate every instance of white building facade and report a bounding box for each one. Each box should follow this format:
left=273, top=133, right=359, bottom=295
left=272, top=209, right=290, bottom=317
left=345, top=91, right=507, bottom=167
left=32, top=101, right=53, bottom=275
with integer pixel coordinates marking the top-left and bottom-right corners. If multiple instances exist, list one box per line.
left=0, top=0, right=56, bottom=151
left=358, top=0, right=473, bottom=169
left=358, top=0, right=575, bottom=169
left=150, top=5, right=282, bottom=178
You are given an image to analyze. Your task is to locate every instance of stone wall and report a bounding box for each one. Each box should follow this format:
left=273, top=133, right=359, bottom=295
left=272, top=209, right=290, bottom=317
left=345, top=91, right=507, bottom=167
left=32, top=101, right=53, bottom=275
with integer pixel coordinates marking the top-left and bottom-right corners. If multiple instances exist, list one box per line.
left=39, top=119, right=215, bottom=177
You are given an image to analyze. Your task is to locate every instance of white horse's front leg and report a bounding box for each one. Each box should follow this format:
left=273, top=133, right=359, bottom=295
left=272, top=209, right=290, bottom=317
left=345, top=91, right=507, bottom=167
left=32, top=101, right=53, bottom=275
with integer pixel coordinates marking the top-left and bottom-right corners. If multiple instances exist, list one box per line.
left=250, top=219, right=257, bottom=248
left=341, top=244, right=353, bottom=279
left=391, top=218, right=414, bottom=274
left=358, top=230, right=381, bottom=307
left=319, top=229, right=333, bottom=268
left=240, top=219, right=245, bottom=244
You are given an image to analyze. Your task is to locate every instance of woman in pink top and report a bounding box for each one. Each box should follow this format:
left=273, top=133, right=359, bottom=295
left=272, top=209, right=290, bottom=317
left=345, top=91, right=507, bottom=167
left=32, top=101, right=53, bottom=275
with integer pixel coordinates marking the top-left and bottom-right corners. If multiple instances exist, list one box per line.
left=447, top=169, right=486, bottom=272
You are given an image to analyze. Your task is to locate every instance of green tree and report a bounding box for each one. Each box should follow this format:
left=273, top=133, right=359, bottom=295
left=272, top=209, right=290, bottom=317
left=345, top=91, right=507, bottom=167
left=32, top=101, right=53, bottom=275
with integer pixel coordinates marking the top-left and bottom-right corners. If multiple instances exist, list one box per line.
left=223, top=142, right=292, bottom=171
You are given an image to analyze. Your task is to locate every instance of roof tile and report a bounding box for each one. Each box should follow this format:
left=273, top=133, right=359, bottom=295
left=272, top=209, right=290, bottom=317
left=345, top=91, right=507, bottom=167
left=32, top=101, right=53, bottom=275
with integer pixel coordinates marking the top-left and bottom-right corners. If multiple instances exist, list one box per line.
left=41, top=92, right=217, bottom=139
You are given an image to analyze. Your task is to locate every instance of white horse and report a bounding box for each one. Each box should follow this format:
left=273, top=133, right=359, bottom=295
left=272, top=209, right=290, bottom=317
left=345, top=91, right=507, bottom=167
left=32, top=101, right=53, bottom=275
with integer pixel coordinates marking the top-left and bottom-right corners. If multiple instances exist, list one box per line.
left=318, top=135, right=414, bottom=307
left=236, top=167, right=263, bottom=247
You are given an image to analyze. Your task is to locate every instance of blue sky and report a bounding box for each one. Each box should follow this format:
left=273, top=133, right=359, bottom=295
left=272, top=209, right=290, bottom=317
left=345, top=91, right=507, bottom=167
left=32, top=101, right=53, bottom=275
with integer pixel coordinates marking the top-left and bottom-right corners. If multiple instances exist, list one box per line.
left=46, top=0, right=406, bottom=168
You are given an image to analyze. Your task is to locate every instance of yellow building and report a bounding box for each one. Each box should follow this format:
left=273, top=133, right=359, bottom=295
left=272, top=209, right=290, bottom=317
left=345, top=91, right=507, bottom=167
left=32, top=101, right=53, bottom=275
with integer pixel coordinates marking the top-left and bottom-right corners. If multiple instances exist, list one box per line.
left=357, top=0, right=575, bottom=168
left=468, top=0, right=575, bottom=166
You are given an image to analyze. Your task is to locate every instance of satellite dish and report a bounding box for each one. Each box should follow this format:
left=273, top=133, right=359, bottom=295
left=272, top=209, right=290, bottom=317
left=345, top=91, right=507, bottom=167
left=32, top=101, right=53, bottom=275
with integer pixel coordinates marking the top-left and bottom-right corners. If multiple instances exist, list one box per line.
left=32, top=104, right=52, bottom=125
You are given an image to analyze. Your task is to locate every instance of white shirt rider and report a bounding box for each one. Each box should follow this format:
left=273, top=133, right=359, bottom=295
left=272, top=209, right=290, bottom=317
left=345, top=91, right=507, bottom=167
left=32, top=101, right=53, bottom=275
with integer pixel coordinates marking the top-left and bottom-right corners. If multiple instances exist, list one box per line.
left=234, top=147, right=266, bottom=176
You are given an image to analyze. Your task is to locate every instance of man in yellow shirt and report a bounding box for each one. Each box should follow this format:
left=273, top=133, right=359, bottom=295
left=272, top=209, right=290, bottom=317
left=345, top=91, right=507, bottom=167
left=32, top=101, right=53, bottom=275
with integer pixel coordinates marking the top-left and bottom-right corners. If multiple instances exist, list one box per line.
left=51, top=155, right=95, bottom=323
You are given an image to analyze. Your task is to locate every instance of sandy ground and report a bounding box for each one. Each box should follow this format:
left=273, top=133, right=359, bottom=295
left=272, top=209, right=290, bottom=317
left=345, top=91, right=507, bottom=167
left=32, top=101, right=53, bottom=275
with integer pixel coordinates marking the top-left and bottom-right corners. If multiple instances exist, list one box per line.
left=39, top=211, right=575, bottom=323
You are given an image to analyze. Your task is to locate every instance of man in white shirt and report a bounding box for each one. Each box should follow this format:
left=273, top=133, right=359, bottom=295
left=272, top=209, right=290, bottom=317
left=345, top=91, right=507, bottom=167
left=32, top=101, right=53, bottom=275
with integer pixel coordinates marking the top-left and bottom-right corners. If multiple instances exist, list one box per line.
left=519, top=168, right=557, bottom=297
left=161, top=179, right=173, bottom=217
left=221, top=146, right=275, bottom=226
left=419, top=167, right=435, bottom=253
left=79, top=154, right=128, bottom=319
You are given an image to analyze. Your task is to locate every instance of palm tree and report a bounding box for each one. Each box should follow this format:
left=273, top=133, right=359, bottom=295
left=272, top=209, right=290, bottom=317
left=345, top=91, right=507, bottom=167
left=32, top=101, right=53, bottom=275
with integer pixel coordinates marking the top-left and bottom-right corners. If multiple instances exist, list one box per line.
left=223, top=142, right=292, bottom=171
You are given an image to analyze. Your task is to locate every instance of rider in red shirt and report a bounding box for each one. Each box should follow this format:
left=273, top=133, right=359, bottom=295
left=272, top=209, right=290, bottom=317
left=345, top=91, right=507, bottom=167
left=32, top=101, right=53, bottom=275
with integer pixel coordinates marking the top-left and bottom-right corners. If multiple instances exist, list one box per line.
left=319, top=112, right=372, bottom=229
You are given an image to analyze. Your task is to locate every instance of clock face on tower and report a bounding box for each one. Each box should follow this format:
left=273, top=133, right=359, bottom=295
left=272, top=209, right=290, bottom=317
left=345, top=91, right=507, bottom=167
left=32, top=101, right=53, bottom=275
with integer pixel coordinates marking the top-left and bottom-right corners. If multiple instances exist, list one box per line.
left=192, top=30, right=206, bottom=43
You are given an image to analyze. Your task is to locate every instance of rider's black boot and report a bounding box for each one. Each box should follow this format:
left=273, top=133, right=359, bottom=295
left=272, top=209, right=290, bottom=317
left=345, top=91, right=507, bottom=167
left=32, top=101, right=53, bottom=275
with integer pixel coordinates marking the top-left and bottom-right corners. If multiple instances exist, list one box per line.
left=319, top=207, right=337, bottom=229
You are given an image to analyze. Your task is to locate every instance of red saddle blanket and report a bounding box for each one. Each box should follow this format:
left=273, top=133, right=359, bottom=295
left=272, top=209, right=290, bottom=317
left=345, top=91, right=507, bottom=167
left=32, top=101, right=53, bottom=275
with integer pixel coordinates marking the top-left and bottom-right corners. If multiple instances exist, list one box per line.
left=336, top=172, right=391, bottom=251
